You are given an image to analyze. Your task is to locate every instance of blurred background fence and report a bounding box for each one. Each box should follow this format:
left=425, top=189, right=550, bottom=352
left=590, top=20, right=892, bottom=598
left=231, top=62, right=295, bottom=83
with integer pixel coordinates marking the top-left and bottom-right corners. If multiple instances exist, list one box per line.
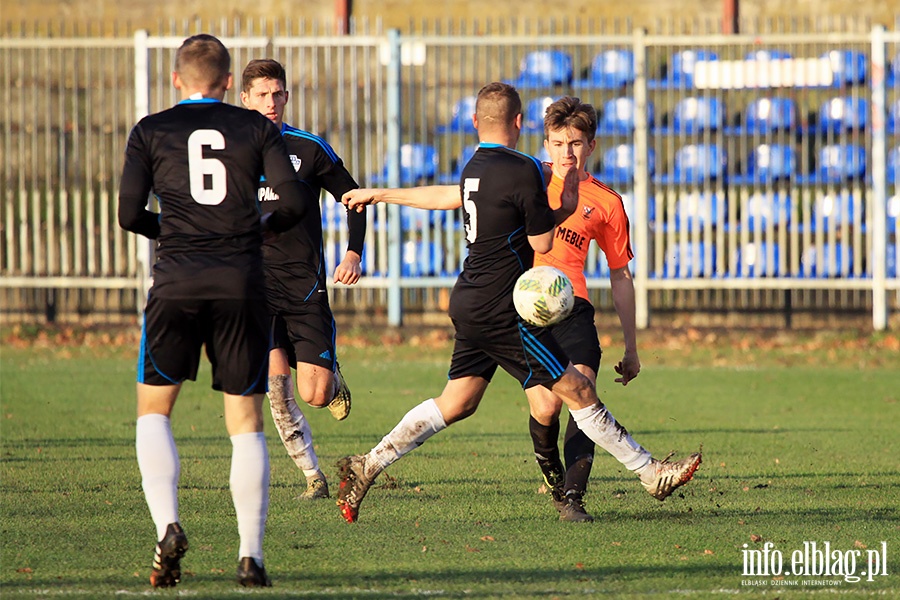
left=2, top=17, right=899, bottom=328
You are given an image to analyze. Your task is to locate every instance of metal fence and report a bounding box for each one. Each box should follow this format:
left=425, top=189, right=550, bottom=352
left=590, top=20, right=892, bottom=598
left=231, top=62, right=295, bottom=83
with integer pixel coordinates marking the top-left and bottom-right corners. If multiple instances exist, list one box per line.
left=2, top=18, right=899, bottom=328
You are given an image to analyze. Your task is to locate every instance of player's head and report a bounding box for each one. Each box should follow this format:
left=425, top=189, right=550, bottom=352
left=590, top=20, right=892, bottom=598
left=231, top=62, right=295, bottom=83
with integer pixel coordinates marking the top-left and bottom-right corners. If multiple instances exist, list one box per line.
left=240, top=59, right=289, bottom=127
left=474, top=82, right=523, bottom=144
left=542, top=96, right=597, bottom=180
left=172, top=34, right=233, bottom=100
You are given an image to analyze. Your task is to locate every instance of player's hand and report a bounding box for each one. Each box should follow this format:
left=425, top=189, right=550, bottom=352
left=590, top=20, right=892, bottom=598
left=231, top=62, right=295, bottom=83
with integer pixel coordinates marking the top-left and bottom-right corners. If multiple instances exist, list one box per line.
left=334, top=251, right=362, bottom=285
left=342, top=189, right=379, bottom=213
left=554, top=165, right=580, bottom=225
left=614, top=350, right=641, bottom=386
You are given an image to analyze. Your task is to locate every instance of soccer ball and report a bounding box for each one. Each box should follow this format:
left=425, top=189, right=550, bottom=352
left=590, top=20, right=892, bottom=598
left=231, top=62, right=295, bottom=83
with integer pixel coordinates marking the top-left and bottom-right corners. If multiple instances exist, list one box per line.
left=513, top=266, right=575, bottom=327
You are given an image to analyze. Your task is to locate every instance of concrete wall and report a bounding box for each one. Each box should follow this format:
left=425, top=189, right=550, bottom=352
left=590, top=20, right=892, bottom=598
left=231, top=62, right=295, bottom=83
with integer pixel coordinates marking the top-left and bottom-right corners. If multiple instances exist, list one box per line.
left=2, top=0, right=895, bottom=34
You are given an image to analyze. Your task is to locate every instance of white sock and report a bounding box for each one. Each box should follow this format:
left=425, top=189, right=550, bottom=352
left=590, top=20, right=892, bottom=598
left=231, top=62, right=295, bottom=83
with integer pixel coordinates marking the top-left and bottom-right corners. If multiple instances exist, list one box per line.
left=365, top=398, right=447, bottom=479
left=570, top=403, right=652, bottom=472
left=136, top=414, right=180, bottom=541
left=267, top=374, right=319, bottom=475
left=230, top=432, right=269, bottom=562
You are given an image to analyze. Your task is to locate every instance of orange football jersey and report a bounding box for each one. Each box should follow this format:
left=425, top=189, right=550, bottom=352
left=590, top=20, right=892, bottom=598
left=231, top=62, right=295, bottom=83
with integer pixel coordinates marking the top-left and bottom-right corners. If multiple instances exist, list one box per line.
left=534, top=171, right=633, bottom=300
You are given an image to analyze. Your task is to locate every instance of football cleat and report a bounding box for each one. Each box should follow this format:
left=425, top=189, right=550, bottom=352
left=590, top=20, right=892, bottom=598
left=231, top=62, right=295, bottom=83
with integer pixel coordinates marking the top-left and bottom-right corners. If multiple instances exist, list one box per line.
left=149, top=522, right=189, bottom=588
left=327, top=362, right=351, bottom=421
left=336, top=455, right=374, bottom=523
left=557, top=492, right=594, bottom=523
left=299, top=472, right=330, bottom=500
left=237, top=556, right=271, bottom=587
left=640, top=452, right=702, bottom=501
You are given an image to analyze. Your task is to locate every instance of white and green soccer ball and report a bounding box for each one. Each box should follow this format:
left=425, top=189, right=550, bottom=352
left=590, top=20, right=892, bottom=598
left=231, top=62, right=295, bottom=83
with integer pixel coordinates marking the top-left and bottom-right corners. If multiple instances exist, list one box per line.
left=513, top=265, right=575, bottom=327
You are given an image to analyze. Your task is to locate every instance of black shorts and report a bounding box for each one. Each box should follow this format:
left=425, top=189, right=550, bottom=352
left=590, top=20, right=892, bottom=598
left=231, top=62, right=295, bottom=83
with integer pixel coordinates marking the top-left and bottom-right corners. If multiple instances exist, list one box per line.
left=269, top=301, right=337, bottom=370
left=547, top=297, right=601, bottom=373
left=448, top=316, right=571, bottom=389
left=138, top=293, right=269, bottom=395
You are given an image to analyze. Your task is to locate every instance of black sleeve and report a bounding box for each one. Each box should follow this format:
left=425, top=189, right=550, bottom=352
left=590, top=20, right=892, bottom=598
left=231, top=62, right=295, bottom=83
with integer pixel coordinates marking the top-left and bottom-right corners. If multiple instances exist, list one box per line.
left=315, top=145, right=366, bottom=255
left=117, top=123, right=161, bottom=239
left=261, top=124, right=313, bottom=233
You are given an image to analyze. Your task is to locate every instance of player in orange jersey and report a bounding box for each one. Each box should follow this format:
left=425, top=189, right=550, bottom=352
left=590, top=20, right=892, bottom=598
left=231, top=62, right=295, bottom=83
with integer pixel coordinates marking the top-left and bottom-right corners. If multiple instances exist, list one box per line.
left=529, top=96, right=641, bottom=522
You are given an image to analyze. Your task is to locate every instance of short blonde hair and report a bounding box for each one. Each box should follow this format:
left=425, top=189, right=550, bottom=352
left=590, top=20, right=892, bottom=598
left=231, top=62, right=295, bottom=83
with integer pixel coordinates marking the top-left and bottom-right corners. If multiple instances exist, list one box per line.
left=475, top=82, right=522, bottom=126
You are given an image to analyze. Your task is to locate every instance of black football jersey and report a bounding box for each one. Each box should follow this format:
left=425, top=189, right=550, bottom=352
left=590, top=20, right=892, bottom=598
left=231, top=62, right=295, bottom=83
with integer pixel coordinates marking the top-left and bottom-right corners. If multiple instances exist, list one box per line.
left=258, top=124, right=359, bottom=307
left=118, top=98, right=303, bottom=299
left=449, top=143, right=555, bottom=326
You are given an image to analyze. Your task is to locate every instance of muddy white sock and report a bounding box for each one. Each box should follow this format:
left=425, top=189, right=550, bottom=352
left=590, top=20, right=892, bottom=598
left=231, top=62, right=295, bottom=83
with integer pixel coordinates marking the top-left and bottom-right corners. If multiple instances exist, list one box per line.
left=570, top=403, right=652, bottom=472
left=365, top=398, right=446, bottom=479
left=267, top=374, right=318, bottom=474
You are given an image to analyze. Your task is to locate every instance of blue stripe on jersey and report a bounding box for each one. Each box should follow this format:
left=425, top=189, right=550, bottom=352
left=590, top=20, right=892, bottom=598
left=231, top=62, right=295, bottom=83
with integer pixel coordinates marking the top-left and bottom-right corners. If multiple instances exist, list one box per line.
left=177, top=97, right=221, bottom=105
left=282, top=123, right=340, bottom=163
left=240, top=355, right=269, bottom=397
left=506, top=225, right=526, bottom=272
left=518, top=322, right=567, bottom=379
left=477, top=142, right=546, bottom=187
left=137, top=317, right=148, bottom=383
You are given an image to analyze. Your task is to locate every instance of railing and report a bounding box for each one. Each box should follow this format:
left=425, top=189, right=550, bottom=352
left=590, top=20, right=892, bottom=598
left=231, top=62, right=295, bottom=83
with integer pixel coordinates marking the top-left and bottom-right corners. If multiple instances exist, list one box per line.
left=1, top=20, right=898, bottom=328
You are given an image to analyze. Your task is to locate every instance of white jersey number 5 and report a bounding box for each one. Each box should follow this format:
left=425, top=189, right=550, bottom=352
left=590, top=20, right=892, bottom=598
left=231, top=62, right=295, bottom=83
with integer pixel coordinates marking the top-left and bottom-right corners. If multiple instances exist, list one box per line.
left=188, top=129, right=226, bottom=205
left=463, top=177, right=480, bottom=243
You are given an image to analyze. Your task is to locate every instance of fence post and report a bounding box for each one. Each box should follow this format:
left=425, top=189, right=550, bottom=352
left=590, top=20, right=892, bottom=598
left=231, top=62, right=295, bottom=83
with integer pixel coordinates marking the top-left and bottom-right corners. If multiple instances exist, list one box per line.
left=870, top=25, right=888, bottom=331
left=133, top=29, right=153, bottom=312
left=632, top=28, right=651, bottom=329
left=386, top=28, right=403, bottom=327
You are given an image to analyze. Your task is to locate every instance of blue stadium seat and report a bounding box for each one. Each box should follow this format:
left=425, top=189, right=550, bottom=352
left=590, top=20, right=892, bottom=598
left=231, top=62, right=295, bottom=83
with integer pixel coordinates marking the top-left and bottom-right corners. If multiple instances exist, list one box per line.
left=810, top=192, right=863, bottom=231
left=822, top=49, right=867, bottom=86
left=800, top=243, right=853, bottom=278
left=888, top=194, right=899, bottom=234
left=513, top=50, right=573, bottom=88
left=663, top=241, right=716, bottom=278
left=655, top=143, right=726, bottom=184
left=438, top=145, right=478, bottom=184
left=890, top=147, right=900, bottom=184
left=670, top=191, right=724, bottom=231
left=889, top=100, right=900, bottom=135
left=733, top=242, right=781, bottom=277
left=888, top=243, right=898, bottom=278
left=596, top=97, right=655, bottom=134
left=522, top=96, right=560, bottom=132
left=370, top=143, right=438, bottom=185
left=797, top=144, right=866, bottom=184
left=742, top=192, right=792, bottom=231
left=732, top=97, right=797, bottom=134
left=814, top=96, right=868, bottom=133
left=731, top=144, right=796, bottom=184
left=649, top=49, right=719, bottom=89
left=745, top=49, right=792, bottom=61
left=888, top=51, right=900, bottom=88
left=402, top=240, right=447, bottom=277
left=435, top=96, right=477, bottom=134
left=597, top=144, right=656, bottom=185
left=657, top=96, right=725, bottom=134
left=573, top=49, right=635, bottom=89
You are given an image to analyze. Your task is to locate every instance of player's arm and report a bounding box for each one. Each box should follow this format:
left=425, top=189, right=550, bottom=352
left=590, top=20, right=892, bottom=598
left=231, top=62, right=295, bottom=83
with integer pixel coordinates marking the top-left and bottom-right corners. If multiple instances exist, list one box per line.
left=117, top=124, right=161, bottom=239
left=260, top=128, right=314, bottom=233
left=552, top=165, right=580, bottom=225
left=610, top=264, right=640, bottom=386
left=314, top=143, right=365, bottom=284
left=342, top=185, right=461, bottom=211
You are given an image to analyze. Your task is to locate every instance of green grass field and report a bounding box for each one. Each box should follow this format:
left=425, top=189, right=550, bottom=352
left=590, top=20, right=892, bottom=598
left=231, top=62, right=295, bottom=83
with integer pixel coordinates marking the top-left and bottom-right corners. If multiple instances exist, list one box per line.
left=1, top=330, right=899, bottom=598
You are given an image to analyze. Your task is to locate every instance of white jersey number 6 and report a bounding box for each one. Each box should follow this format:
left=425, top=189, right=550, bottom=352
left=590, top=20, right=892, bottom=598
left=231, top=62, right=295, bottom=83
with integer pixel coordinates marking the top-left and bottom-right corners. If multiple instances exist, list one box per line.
left=188, top=129, right=227, bottom=205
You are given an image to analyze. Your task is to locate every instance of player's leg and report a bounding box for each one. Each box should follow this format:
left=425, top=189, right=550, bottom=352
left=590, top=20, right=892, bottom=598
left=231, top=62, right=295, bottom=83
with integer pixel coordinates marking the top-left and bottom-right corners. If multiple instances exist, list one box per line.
left=210, top=298, right=272, bottom=587
left=525, top=384, right=567, bottom=508
left=136, top=294, right=201, bottom=588
left=290, top=302, right=350, bottom=420
left=267, top=316, right=327, bottom=499
left=336, top=333, right=496, bottom=523
left=550, top=367, right=701, bottom=500
left=336, top=375, right=489, bottom=523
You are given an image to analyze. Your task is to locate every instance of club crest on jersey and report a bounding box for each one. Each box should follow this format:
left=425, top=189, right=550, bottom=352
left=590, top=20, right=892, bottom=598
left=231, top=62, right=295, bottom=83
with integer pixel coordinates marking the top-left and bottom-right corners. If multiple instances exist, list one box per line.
left=289, top=154, right=302, bottom=172
left=581, top=206, right=594, bottom=220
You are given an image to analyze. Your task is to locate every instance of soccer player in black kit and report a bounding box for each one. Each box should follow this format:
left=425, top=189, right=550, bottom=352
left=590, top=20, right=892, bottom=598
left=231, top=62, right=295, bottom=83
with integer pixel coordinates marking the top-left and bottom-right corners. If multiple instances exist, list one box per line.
left=118, top=35, right=315, bottom=588
left=240, top=58, right=365, bottom=502
left=336, top=82, right=701, bottom=523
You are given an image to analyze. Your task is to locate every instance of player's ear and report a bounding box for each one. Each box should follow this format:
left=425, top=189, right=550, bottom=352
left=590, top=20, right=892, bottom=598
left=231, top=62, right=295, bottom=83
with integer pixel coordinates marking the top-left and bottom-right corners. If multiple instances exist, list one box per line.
left=284, top=89, right=290, bottom=104
left=471, top=113, right=478, bottom=130
left=587, top=138, right=597, bottom=156
left=240, top=91, right=250, bottom=108
left=514, top=113, right=523, bottom=130
left=224, top=73, right=234, bottom=91
left=172, top=71, right=182, bottom=90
